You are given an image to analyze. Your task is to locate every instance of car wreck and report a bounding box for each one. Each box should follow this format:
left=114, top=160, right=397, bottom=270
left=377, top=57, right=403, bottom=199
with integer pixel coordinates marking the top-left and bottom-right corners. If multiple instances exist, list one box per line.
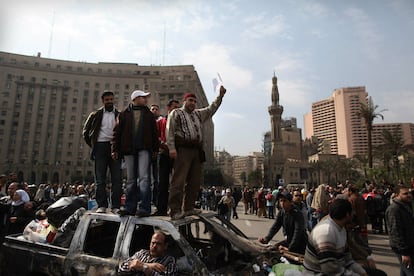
left=0, top=210, right=283, bottom=275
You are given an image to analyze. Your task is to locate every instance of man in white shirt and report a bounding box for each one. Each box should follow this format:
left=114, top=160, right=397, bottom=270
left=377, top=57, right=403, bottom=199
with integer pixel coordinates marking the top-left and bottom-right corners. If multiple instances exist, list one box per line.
left=83, top=90, right=121, bottom=214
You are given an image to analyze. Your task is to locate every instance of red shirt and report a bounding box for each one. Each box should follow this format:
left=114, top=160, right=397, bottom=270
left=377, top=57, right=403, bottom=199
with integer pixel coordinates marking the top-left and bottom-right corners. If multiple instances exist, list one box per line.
left=156, top=116, right=167, bottom=143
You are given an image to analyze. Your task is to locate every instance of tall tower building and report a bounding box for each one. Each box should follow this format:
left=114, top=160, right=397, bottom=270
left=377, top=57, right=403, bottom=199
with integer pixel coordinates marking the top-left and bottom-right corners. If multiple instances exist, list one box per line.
left=268, top=73, right=285, bottom=184
left=305, top=86, right=368, bottom=157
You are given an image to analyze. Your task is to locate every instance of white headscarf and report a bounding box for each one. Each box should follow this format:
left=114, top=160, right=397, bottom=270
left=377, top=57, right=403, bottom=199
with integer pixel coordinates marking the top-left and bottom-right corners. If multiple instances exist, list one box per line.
left=12, top=189, right=30, bottom=206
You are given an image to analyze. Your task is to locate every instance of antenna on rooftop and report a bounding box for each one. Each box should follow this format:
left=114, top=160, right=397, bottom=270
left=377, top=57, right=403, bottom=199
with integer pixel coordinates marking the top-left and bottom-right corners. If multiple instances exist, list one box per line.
left=162, top=22, right=166, bottom=65
left=47, top=10, right=55, bottom=58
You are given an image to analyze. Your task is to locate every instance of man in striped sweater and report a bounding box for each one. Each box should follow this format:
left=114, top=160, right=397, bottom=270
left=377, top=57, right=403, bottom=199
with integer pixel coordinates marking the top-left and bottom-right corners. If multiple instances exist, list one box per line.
left=302, top=199, right=367, bottom=276
left=119, top=231, right=178, bottom=275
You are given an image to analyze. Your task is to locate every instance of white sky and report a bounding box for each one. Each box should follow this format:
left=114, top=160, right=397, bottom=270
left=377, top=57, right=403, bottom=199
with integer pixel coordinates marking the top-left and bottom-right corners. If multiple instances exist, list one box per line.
left=1, top=0, right=413, bottom=156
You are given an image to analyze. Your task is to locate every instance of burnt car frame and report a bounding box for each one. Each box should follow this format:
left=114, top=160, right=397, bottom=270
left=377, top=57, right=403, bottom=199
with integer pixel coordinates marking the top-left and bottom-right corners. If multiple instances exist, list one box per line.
left=1, top=211, right=281, bottom=275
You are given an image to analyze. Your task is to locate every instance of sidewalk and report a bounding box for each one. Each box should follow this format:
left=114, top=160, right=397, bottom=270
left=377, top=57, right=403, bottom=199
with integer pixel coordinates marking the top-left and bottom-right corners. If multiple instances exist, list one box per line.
left=229, top=205, right=399, bottom=275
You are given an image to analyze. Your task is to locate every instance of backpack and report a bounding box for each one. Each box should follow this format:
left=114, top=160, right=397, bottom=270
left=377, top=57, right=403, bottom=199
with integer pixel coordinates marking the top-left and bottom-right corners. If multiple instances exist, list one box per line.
left=217, top=201, right=229, bottom=215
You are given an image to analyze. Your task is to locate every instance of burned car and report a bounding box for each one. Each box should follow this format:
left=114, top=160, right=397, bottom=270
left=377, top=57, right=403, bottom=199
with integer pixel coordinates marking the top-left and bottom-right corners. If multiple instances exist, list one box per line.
left=0, top=211, right=281, bottom=275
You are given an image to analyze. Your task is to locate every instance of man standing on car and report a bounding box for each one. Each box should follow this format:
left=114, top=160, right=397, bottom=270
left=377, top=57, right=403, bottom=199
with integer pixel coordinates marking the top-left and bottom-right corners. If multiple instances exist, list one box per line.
left=153, top=100, right=179, bottom=216
left=112, top=90, right=159, bottom=217
left=83, top=90, right=122, bottom=214
left=166, top=86, right=227, bottom=220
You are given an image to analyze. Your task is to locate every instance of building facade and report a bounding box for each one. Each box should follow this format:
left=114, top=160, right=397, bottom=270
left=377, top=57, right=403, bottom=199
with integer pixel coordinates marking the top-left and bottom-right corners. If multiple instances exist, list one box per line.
left=232, top=152, right=264, bottom=186
left=305, top=86, right=414, bottom=159
left=372, top=123, right=414, bottom=147
left=305, top=86, right=368, bottom=157
left=213, top=149, right=234, bottom=178
left=0, top=51, right=213, bottom=184
left=266, top=74, right=304, bottom=187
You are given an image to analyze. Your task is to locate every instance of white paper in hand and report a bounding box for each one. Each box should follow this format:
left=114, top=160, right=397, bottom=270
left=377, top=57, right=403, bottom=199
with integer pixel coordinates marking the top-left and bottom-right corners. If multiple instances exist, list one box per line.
left=212, top=73, right=223, bottom=93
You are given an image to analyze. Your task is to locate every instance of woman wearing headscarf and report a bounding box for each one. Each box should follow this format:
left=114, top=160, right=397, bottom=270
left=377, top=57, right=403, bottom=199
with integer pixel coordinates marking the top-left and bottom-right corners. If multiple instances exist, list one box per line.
left=6, top=189, right=34, bottom=235
left=311, top=184, right=330, bottom=223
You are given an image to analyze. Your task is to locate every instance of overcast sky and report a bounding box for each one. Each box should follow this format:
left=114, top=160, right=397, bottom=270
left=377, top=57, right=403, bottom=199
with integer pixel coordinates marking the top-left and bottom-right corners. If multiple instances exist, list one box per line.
left=1, top=0, right=413, bottom=156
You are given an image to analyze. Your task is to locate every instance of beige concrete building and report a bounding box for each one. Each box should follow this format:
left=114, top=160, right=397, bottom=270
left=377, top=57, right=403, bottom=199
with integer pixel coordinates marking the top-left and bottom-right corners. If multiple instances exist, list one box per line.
left=372, top=123, right=414, bottom=147
left=305, top=87, right=414, bottom=159
left=305, top=86, right=368, bottom=158
left=0, top=51, right=214, bottom=184
left=232, top=152, right=264, bottom=186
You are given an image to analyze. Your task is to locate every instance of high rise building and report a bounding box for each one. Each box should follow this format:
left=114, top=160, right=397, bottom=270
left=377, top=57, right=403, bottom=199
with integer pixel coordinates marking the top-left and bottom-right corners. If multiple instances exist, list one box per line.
left=305, top=87, right=414, bottom=159
left=305, top=86, right=368, bottom=157
left=0, top=51, right=213, bottom=184
left=372, top=123, right=414, bottom=147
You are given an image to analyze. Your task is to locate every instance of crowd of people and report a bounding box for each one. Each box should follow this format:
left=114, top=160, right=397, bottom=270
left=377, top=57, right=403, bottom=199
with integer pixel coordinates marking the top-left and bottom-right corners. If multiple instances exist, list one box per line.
left=0, top=174, right=95, bottom=242
left=197, top=180, right=414, bottom=275
left=249, top=181, right=413, bottom=276
left=1, top=86, right=414, bottom=274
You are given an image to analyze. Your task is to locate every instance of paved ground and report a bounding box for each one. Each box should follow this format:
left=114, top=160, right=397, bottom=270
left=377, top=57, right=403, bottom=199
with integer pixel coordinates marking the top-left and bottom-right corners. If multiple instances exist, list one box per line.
left=228, top=205, right=399, bottom=275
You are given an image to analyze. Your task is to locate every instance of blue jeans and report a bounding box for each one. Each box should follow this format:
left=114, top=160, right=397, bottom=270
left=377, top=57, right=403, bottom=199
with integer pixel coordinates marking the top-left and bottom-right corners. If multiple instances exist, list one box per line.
left=124, top=150, right=151, bottom=214
left=93, top=142, right=122, bottom=208
left=223, top=210, right=231, bottom=221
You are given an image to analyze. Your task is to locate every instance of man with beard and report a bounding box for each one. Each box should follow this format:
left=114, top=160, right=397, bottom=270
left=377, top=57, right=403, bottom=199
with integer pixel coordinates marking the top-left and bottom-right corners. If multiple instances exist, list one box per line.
left=83, top=90, right=122, bottom=214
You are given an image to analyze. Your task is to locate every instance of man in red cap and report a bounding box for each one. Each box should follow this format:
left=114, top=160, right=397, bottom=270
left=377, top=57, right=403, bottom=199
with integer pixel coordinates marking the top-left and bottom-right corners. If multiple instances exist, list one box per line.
left=166, top=86, right=227, bottom=219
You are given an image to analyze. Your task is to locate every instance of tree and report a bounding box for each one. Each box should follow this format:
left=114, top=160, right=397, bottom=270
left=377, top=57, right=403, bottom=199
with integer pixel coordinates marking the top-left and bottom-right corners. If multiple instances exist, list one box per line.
left=356, top=96, right=387, bottom=169
left=203, top=168, right=224, bottom=187
left=377, top=128, right=409, bottom=181
left=248, top=169, right=262, bottom=187
left=240, top=171, right=247, bottom=185
left=309, top=160, right=324, bottom=186
left=354, top=154, right=369, bottom=179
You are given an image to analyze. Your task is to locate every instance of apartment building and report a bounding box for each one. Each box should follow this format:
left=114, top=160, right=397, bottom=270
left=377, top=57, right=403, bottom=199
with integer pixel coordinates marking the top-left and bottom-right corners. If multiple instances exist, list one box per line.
left=305, top=86, right=368, bottom=157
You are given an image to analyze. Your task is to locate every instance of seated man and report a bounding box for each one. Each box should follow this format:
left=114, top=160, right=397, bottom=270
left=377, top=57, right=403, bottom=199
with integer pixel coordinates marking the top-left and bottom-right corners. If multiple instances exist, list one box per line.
left=119, top=231, right=178, bottom=275
left=303, top=199, right=367, bottom=275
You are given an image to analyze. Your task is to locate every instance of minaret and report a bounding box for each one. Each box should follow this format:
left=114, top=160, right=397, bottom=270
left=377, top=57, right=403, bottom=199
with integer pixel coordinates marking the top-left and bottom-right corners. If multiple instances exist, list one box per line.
left=268, top=73, right=284, bottom=155
left=268, top=72, right=285, bottom=185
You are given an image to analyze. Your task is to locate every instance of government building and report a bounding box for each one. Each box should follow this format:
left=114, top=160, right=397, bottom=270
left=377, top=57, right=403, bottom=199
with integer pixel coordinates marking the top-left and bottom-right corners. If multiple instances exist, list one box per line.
left=0, top=51, right=214, bottom=184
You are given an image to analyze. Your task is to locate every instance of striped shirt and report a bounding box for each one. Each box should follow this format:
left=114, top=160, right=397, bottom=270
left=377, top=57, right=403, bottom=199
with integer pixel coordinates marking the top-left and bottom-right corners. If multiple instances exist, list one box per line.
left=302, top=217, right=365, bottom=275
left=118, top=249, right=178, bottom=276
left=166, top=94, right=223, bottom=151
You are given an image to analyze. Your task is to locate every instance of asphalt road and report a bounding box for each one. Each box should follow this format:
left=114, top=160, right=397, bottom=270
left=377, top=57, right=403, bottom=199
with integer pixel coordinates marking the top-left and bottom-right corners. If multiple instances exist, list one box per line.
left=229, top=205, right=399, bottom=275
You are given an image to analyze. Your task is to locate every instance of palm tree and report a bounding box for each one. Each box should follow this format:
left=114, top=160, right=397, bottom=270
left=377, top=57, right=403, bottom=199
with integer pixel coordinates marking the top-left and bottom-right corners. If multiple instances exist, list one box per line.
left=377, top=128, right=408, bottom=181
left=356, top=96, right=387, bottom=169
left=354, top=154, right=369, bottom=179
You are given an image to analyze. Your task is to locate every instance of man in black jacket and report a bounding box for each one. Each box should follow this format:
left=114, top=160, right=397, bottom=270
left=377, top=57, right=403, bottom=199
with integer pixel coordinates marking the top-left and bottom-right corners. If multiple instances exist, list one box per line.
left=258, top=191, right=307, bottom=254
left=112, top=90, right=159, bottom=217
left=385, top=185, right=414, bottom=275
left=83, top=90, right=121, bottom=214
